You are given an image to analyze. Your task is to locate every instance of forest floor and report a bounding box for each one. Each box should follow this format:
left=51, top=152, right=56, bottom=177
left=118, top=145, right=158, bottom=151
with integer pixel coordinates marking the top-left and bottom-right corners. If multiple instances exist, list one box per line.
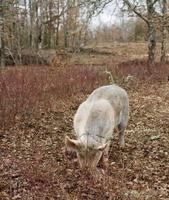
left=0, top=43, right=169, bottom=200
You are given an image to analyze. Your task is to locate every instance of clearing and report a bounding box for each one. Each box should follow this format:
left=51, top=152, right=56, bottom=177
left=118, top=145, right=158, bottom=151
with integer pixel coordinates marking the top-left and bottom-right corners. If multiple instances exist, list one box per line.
left=0, top=43, right=169, bottom=200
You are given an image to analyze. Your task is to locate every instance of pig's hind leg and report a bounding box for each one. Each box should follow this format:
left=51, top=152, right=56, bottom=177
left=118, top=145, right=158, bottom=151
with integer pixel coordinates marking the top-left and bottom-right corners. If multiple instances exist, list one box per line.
left=118, top=122, right=126, bottom=148
left=118, top=107, right=129, bottom=148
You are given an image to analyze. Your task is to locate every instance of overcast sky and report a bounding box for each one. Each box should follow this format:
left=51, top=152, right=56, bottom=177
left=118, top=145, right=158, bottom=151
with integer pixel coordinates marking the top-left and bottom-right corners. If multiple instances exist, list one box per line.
left=19, top=0, right=125, bottom=28
left=91, top=3, right=125, bottom=28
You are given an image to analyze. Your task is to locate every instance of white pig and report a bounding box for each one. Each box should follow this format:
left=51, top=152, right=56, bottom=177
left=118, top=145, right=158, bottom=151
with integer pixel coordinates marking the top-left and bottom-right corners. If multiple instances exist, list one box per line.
left=65, top=85, right=129, bottom=168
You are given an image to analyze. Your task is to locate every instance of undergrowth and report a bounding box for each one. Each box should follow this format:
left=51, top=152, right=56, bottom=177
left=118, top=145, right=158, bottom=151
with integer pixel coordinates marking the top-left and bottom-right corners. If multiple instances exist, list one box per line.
left=0, top=65, right=107, bottom=128
left=1, top=60, right=169, bottom=128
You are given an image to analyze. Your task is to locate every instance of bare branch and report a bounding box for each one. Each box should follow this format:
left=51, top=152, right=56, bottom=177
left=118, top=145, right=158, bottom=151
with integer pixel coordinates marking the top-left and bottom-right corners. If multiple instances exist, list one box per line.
left=152, top=0, right=160, bottom=6
left=123, top=0, right=149, bottom=24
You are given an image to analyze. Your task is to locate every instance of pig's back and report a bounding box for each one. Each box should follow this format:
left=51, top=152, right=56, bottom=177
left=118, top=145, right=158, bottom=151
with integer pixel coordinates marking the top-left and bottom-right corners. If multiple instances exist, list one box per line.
left=86, top=85, right=129, bottom=125
left=87, top=85, right=128, bottom=105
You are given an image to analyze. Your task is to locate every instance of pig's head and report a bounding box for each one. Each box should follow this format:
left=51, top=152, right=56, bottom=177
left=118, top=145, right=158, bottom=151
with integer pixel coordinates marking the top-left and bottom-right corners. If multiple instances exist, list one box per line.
left=65, top=136, right=107, bottom=168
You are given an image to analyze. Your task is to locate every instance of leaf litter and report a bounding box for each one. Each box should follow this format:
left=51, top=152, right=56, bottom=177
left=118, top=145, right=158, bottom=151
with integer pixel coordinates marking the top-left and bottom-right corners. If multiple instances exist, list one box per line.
left=0, top=80, right=169, bottom=200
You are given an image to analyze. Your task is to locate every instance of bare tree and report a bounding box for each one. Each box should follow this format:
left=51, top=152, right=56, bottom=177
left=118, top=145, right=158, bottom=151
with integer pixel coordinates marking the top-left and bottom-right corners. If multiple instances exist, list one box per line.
left=0, top=0, right=5, bottom=67
left=2, top=0, right=168, bottom=67
left=123, top=0, right=159, bottom=65
left=56, top=0, right=60, bottom=46
left=160, top=0, right=167, bottom=62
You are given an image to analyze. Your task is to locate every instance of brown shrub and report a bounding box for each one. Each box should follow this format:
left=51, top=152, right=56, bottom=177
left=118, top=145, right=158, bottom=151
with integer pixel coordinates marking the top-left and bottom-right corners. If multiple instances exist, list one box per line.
left=1, top=59, right=168, bottom=128
left=117, top=59, right=169, bottom=82
left=0, top=65, right=108, bottom=128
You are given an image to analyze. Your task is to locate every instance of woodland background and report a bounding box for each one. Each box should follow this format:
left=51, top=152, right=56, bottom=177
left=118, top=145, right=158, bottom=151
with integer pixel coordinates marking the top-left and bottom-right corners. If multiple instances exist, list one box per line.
left=0, top=0, right=169, bottom=199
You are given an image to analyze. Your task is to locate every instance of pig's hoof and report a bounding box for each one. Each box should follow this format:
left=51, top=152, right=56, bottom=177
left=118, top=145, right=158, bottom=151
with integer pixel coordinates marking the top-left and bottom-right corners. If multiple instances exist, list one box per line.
left=119, top=142, right=125, bottom=149
left=102, top=159, right=109, bottom=169
left=120, top=145, right=125, bottom=151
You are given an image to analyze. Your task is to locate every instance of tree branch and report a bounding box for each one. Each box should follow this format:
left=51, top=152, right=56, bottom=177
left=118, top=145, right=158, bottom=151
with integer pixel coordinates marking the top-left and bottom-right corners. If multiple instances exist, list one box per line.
left=123, top=0, right=149, bottom=24
left=152, top=0, right=160, bottom=6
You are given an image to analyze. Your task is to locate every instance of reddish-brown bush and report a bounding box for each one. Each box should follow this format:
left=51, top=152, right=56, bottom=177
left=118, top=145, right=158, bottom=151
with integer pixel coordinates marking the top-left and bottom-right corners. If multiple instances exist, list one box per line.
left=1, top=60, right=168, bottom=128
left=0, top=67, right=48, bottom=127
left=48, top=65, right=107, bottom=98
left=118, top=59, right=169, bottom=81
left=0, top=65, right=108, bottom=128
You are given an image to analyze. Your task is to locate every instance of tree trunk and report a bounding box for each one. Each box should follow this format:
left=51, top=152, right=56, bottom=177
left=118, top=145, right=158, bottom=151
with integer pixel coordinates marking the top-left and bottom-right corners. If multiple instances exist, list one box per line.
left=63, top=10, right=68, bottom=48
left=48, top=0, right=53, bottom=48
left=146, top=0, right=156, bottom=65
left=147, top=23, right=156, bottom=65
left=16, top=2, right=22, bottom=65
left=24, top=0, right=29, bottom=47
left=55, top=0, right=60, bottom=47
left=124, top=0, right=157, bottom=65
left=56, top=19, right=59, bottom=47
left=29, top=0, right=33, bottom=48
left=35, top=0, right=39, bottom=50
left=0, top=0, right=5, bottom=67
left=39, top=0, right=44, bottom=49
left=160, top=0, right=167, bottom=62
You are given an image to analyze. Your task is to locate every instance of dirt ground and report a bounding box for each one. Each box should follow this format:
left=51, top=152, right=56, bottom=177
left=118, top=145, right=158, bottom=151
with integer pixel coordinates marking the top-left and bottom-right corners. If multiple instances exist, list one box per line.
left=0, top=43, right=169, bottom=200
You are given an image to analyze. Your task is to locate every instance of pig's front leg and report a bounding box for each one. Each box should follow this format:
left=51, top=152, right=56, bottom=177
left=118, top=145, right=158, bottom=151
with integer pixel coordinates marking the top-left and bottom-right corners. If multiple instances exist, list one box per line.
left=99, top=140, right=111, bottom=168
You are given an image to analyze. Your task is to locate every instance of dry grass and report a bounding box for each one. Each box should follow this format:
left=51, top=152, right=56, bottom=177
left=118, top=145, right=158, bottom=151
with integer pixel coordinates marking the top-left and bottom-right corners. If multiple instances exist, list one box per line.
left=70, top=42, right=169, bottom=66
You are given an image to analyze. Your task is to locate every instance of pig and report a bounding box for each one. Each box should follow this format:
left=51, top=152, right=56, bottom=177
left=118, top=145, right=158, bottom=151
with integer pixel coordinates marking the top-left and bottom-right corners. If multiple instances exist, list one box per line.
left=65, top=84, right=129, bottom=169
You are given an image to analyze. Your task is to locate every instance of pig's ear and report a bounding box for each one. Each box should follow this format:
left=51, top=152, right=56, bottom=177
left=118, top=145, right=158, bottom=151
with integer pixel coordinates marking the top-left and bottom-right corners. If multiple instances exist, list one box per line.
left=65, top=136, right=81, bottom=151
left=97, top=142, right=108, bottom=151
